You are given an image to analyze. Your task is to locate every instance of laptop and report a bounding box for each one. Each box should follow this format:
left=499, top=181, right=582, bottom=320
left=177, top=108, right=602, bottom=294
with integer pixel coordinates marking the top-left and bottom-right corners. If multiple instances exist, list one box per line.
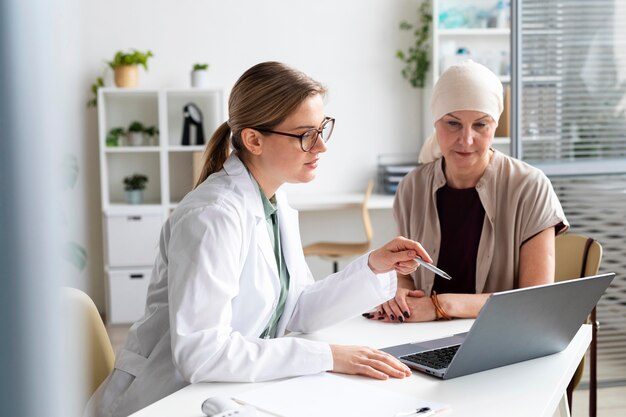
left=382, top=273, right=615, bottom=379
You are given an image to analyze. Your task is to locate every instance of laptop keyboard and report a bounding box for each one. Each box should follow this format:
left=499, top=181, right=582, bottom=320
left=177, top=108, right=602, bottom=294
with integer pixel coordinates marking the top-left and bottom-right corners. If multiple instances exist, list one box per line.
left=400, top=344, right=461, bottom=369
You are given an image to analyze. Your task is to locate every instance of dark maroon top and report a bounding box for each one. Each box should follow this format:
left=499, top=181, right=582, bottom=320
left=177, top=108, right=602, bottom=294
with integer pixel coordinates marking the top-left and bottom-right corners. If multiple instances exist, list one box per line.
left=432, top=184, right=485, bottom=294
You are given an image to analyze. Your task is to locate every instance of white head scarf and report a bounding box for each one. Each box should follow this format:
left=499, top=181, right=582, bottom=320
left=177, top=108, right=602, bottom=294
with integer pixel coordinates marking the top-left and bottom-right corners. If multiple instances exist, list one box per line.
left=418, top=60, right=504, bottom=163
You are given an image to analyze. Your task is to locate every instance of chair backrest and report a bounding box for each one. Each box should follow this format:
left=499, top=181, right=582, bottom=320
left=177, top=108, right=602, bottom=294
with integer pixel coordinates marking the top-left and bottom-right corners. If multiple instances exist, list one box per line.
left=555, top=233, right=603, bottom=281
left=361, top=180, right=375, bottom=244
left=62, top=287, right=115, bottom=403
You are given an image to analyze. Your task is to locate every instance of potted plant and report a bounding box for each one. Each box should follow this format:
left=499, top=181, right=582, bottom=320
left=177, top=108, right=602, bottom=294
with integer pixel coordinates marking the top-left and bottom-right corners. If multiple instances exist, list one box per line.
left=191, top=63, right=210, bottom=88
left=127, top=121, right=146, bottom=146
left=123, top=173, right=148, bottom=204
left=143, top=125, right=160, bottom=146
left=126, top=121, right=159, bottom=146
left=108, top=49, right=154, bottom=88
left=106, top=127, right=125, bottom=147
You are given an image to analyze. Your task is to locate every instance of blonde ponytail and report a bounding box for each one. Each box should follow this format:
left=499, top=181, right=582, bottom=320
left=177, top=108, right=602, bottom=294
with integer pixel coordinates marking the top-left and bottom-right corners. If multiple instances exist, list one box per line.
left=194, top=122, right=231, bottom=188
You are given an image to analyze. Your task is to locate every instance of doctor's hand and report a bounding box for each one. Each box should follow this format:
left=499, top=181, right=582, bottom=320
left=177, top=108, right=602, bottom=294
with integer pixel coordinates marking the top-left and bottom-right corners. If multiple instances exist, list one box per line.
left=329, top=344, right=412, bottom=380
left=367, top=236, right=432, bottom=275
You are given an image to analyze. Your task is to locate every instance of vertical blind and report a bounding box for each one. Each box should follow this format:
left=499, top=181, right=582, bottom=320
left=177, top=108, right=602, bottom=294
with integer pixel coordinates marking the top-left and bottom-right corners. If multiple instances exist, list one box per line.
left=517, top=0, right=626, bottom=385
left=520, top=0, right=626, bottom=165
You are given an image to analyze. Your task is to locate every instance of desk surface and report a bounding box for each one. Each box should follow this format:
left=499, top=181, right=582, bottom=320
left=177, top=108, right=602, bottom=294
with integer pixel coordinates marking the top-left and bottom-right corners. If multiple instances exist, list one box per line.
left=131, top=318, right=591, bottom=417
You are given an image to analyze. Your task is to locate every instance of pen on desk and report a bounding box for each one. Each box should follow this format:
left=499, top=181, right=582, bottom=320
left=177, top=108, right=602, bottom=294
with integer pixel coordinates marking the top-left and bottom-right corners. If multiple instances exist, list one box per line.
left=394, top=406, right=435, bottom=417
left=415, top=257, right=452, bottom=280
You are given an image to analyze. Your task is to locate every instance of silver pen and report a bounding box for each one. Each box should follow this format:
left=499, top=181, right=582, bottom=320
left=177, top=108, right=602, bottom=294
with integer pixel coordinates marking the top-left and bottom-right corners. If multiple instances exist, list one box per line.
left=415, top=257, right=452, bottom=280
left=394, top=406, right=435, bottom=417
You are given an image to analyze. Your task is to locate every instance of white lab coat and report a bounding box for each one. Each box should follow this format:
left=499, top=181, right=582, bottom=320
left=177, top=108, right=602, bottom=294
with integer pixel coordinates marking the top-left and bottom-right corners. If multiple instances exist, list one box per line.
left=86, top=154, right=396, bottom=417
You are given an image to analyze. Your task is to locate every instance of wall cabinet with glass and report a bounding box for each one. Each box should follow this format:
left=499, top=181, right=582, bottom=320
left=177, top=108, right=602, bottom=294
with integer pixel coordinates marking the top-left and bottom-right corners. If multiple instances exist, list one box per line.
left=97, top=88, right=224, bottom=323
left=430, top=0, right=511, bottom=154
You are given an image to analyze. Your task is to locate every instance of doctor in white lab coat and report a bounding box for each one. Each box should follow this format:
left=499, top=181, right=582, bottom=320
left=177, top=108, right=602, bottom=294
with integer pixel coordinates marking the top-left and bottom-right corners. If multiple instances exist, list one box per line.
left=86, top=62, right=432, bottom=417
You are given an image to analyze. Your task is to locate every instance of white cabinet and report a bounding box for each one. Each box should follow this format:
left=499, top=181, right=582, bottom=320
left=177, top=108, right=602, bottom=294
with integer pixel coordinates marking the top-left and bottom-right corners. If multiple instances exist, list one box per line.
left=97, top=88, right=224, bottom=323
left=430, top=0, right=511, bottom=154
left=104, top=211, right=162, bottom=267
left=106, top=268, right=152, bottom=324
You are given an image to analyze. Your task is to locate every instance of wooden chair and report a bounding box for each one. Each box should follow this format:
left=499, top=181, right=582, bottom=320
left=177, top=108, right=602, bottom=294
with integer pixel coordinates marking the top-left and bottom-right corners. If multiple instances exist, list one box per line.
left=554, top=234, right=603, bottom=417
left=303, top=181, right=374, bottom=273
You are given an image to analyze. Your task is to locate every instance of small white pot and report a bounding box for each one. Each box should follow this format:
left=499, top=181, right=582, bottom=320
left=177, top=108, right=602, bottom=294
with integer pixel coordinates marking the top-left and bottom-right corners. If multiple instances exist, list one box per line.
left=128, top=132, right=144, bottom=146
left=191, top=70, right=209, bottom=88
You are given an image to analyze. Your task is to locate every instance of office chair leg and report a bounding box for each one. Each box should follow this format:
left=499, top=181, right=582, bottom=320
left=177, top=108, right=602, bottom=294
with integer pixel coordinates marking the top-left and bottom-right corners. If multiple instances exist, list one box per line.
left=590, top=307, right=598, bottom=417
left=332, top=261, right=338, bottom=274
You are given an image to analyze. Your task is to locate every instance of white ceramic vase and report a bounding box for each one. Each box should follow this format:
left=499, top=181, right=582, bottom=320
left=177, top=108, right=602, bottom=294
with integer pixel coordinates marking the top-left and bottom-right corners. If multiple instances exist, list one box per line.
left=128, top=132, right=144, bottom=146
left=191, top=70, right=209, bottom=88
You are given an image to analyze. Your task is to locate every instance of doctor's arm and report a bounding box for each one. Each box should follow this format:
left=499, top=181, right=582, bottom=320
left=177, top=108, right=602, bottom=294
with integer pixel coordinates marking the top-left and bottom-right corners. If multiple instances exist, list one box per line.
left=168, top=207, right=411, bottom=383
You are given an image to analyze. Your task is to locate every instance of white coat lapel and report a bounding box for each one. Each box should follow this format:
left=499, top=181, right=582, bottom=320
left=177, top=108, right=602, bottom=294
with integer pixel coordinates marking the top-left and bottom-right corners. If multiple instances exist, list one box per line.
left=277, top=200, right=302, bottom=279
left=223, top=154, right=279, bottom=278
left=256, top=217, right=279, bottom=277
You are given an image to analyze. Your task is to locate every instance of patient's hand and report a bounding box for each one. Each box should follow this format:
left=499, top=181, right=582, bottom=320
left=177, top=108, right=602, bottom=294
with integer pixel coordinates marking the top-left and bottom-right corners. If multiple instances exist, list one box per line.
left=363, top=288, right=438, bottom=323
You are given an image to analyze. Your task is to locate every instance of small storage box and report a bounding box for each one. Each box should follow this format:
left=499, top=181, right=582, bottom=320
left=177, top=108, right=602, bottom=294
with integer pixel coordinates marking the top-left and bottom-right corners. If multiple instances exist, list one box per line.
left=377, top=154, right=419, bottom=195
left=104, top=212, right=162, bottom=267
left=106, top=268, right=151, bottom=324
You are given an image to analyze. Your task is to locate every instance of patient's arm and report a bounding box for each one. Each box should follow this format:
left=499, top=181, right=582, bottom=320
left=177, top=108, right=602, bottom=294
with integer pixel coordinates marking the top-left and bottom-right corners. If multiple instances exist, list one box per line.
left=367, top=227, right=556, bottom=322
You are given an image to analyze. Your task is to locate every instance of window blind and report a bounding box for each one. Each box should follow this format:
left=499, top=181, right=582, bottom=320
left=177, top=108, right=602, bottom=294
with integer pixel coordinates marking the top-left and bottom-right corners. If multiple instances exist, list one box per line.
left=514, top=0, right=626, bottom=386
left=519, top=0, right=626, bottom=167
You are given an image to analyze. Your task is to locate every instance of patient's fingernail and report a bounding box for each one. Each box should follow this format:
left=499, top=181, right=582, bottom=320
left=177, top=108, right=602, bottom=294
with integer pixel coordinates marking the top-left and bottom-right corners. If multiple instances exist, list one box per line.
left=377, top=316, right=385, bottom=320
left=362, top=313, right=372, bottom=318
left=403, top=311, right=409, bottom=318
left=390, top=314, right=395, bottom=321
left=399, top=316, right=404, bottom=323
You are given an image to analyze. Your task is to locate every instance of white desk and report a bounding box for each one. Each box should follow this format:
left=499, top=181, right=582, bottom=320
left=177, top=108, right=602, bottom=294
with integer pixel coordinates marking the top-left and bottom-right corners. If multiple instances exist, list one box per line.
left=131, top=318, right=590, bottom=417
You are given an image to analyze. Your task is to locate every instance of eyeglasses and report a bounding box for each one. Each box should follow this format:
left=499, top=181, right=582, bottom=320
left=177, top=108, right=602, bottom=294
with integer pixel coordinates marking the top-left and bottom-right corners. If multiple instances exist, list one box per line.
left=257, top=117, right=335, bottom=152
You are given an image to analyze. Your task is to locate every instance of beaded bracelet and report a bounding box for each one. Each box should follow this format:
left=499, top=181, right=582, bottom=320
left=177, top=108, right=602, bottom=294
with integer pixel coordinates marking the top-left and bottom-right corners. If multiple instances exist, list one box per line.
left=431, top=291, right=452, bottom=320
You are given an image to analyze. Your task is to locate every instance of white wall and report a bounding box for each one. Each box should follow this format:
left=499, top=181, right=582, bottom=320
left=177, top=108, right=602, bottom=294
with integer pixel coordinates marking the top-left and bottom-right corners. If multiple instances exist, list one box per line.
left=70, top=0, right=426, bottom=309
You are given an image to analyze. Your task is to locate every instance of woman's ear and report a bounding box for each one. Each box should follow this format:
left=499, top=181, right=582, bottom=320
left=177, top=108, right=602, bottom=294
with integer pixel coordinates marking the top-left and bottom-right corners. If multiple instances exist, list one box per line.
left=240, top=128, right=263, bottom=155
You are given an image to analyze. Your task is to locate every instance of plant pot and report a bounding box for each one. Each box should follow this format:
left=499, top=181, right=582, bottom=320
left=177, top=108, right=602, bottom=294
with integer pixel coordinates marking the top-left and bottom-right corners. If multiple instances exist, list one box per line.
left=128, top=131, right=144, bottom=146
left=191, top=70, right=209, bottom=88
left=114, top=64, right=139, bottom=88
left=126, top=189, right=144, bottom=205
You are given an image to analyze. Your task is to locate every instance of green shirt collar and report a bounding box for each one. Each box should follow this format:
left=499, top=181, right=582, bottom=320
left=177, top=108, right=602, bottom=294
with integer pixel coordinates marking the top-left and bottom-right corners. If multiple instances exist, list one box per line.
left=247, top=171, right=277, bottom=221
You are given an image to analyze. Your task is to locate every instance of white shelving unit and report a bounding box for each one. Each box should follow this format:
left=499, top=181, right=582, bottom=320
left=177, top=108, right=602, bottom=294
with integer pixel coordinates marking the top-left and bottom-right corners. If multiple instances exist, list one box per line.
left=430, top=0, right=511, bottom=154
left=97, top=87, right=224, bottom=323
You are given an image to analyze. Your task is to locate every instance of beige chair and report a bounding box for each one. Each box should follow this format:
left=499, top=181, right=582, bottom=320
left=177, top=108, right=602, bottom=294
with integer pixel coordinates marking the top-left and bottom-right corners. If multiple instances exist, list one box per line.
left=63, top=287, right=115, bottom=413
left=555, top=234, right=603, bottom=417
left=303, top=181, right=374, bottom=273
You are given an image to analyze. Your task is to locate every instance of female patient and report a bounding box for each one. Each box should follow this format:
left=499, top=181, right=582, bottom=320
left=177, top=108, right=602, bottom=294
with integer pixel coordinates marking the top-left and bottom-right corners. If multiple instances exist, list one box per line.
left=366, top=60, right=569, bottom=323
left=86, top=62, right=432, bottom=417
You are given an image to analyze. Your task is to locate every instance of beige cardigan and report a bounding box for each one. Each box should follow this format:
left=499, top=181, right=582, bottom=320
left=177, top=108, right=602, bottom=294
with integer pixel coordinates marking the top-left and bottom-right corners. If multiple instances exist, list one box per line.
left=394, top=150, right=569, bottom=294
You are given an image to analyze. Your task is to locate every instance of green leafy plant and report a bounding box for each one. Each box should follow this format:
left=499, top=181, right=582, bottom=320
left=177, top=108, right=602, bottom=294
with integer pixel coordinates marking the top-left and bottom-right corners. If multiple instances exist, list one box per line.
left=87, top=76, right=104, bottom=108
left=105, top=123, right=158, bottom=147
left=193, top=63, right=209, bottom=71
left=123, top=173, right=149, bottom=191
left=128, top=121, right=145, bottom=133
left=127, top=121, right=158, bottom=135
left=143, top=126, right=159, bottom=137
left=396, top=1, right=432, bottom=88
left=108, top=49, right=154, bottom=70
left=106, top=127, right=125, bottom=147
